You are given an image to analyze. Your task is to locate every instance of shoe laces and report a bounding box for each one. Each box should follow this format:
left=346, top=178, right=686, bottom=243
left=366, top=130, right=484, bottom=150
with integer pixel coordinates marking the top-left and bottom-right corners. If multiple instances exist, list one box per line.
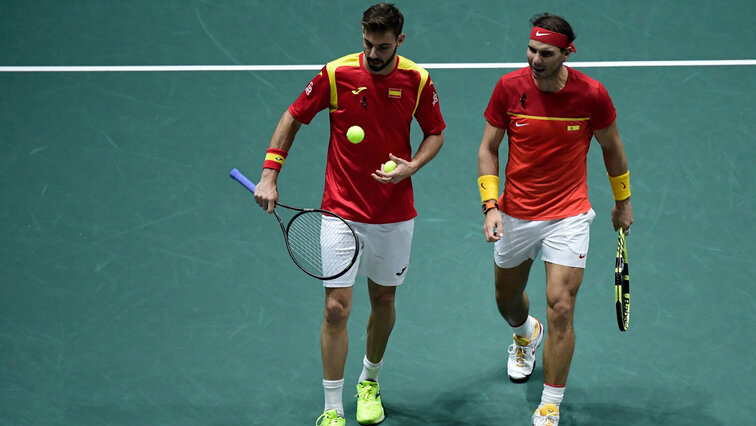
left=508, top=325, right=539, bottom=366
left=356, top=381, right=377, bottom=402
left=315, top=410, right=339, bottom=426
left=508, top=342, right=528, bottom=366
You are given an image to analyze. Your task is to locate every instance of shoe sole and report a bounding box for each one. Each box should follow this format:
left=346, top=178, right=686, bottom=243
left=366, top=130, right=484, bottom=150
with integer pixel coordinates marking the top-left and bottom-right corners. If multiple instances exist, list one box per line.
left=357, top=411, right=385, bottom=425
left=509, top=359, right=536, bottom=383
left=508, top=318, right=544, bottom=383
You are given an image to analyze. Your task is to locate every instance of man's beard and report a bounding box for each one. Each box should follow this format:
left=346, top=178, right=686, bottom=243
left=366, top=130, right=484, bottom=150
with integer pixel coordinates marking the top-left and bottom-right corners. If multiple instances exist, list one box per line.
left=367, top=50, right=396, bottom=72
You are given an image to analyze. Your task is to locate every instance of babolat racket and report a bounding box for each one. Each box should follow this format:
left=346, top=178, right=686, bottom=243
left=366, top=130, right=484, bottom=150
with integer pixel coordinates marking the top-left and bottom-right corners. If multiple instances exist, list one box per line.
left=614, top=228, right=630, bottom=331
left=229, top=168, right=360, bottom=280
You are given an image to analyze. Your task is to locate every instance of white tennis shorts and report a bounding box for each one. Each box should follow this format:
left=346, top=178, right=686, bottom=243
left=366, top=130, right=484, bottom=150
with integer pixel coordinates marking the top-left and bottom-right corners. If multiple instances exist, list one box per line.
left=324, top=218, right=414, bottom=288
left=494, top=208, right=596, bottom=269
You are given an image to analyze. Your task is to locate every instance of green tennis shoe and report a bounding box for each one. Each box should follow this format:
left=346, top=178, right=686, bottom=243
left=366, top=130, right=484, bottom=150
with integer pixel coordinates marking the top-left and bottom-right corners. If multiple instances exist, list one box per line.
left=316, top=409, right=345, bottom=426
left=355, top=380, right=385, bottom=424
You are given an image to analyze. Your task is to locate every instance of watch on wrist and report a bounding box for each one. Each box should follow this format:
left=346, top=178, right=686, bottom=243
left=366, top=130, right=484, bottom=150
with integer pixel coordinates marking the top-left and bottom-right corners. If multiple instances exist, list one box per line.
left=482, top=200, right=499, bottom=214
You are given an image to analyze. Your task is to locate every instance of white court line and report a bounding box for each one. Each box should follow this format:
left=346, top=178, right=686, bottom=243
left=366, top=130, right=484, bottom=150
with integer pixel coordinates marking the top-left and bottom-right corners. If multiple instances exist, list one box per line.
left=0, top=60, right=754, bottom=72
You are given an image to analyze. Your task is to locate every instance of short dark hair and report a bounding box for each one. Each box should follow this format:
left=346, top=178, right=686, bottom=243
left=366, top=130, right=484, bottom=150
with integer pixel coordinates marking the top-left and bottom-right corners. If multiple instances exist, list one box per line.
left=530, top=13, right=576, bottom=45
left=361, top=3, right=404, bottom=38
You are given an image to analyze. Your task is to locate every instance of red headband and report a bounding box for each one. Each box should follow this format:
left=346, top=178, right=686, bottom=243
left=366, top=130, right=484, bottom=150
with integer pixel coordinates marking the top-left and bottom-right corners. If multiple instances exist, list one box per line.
left=530, top=26, right=576, bottom=53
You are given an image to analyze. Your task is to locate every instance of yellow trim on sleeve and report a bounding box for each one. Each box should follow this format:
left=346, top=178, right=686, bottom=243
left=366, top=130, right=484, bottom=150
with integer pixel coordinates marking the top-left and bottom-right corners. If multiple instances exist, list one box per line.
left=396, top=55, right=429, bottom=116
left=326, top=53, right=362, bottom=112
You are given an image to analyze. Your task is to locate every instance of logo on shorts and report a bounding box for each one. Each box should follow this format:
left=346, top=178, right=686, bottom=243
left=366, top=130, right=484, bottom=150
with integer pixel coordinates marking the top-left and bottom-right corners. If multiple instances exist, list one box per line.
left=396, top=266, right=407, bottom=276
left=579, top=254, right=586, bottom=259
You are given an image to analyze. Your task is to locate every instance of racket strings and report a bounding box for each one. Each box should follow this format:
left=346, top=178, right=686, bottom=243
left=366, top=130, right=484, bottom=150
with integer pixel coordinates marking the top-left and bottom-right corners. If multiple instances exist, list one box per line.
left=287, top=213, right=325, bottom=274
left=286, top=212, right=358, bottom=278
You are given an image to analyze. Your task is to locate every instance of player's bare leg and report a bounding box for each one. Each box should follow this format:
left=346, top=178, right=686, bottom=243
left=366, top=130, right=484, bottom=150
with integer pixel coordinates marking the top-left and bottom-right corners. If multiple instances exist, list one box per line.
left=353, top=279, right=395, bottom=425
left=321, top=287, right=353, bottom=379
left=365, top=278, right=396, bottom=363
left=494, top=259, right=534, bottom=326
left=495, top=258, right=545, bottom=383
left=542, top=262, right=584, bottom=385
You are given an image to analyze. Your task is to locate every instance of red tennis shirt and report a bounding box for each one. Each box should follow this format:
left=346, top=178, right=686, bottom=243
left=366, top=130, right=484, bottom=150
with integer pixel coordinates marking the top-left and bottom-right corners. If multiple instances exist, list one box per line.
left=484, top=67, right=617, bottom=220
left=289, top=52, right=445, bottom=224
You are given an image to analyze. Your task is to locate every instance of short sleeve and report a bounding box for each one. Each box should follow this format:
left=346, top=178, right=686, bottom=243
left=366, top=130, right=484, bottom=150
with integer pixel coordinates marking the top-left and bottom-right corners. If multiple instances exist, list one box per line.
left=483, top=78, right=510, bottom=129
left=414, top=77, right=446, bottom=135
left=288, top=66, right=331, bottom=125
left=590, top=82, right=617, bottom=130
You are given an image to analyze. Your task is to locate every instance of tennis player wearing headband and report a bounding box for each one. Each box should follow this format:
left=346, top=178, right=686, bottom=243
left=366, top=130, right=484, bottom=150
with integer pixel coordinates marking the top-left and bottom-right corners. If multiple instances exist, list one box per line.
left=477, top=13, right=633, bottom=426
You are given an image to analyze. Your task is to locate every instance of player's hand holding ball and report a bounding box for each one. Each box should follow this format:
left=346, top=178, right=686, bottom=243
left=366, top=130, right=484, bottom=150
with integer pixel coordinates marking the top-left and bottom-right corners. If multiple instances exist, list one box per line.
left=382, top=160, right=397, bottom=172
left=372, top=153, right=413, bottom=184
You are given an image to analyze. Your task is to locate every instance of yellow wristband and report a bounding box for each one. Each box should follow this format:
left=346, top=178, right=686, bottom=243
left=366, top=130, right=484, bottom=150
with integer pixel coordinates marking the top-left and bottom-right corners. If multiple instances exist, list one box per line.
left=478, top=175, right=500, bottom=203
left=608, top=171, right=631, bottom=200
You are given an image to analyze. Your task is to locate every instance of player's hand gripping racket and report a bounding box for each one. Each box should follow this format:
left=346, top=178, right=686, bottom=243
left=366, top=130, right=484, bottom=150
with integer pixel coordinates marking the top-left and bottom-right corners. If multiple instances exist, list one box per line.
left=614, top=228, right=630, bottom=331
left=229, top=168, right=359, bottom=280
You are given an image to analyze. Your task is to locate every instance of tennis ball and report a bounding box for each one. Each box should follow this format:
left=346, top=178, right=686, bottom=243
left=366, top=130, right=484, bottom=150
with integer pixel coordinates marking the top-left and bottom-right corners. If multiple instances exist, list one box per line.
left=383, top=160, right=397, bottom=172
left=346, top=126, right=364, bottom=144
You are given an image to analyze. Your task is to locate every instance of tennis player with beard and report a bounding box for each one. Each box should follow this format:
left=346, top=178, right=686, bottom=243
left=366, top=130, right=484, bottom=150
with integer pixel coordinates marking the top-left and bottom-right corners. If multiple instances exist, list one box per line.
left=254, top=3, right=445, bottom=425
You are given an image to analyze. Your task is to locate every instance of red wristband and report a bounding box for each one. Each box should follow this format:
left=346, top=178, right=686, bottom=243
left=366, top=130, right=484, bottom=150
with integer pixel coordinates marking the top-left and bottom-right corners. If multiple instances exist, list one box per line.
left=263, top=148, right=288, bottom=171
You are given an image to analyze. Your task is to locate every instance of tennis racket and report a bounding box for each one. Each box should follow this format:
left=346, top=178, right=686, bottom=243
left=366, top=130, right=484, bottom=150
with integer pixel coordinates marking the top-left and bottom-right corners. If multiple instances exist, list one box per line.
left=229, top=168, right=360, bottom=280
left=614, top=228, right=630, bottom=331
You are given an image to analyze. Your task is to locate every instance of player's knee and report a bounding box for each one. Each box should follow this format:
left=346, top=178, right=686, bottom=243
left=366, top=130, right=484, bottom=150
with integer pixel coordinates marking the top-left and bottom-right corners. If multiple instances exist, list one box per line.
left=495, top=287, right=523, bottom=307
left=547, top=300, right=574, bottom=332
left=324, top=299, right=351, bottom=325
left=369, top=292, right=395, bottom=311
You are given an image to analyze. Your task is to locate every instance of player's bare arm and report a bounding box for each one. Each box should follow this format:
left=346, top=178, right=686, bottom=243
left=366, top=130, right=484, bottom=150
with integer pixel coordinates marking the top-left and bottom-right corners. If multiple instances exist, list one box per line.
left=256, top=110, right=303, bottom=213
left=594, top=121, right=633, bottom=231
left=478, top=121, right=506, bottom=242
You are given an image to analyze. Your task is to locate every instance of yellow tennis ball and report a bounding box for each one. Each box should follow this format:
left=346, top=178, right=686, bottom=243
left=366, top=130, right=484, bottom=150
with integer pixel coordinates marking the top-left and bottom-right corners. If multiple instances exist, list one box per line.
left=346, top=125, right=365, bottom=143
left=383, top=160, right=397, bottom=172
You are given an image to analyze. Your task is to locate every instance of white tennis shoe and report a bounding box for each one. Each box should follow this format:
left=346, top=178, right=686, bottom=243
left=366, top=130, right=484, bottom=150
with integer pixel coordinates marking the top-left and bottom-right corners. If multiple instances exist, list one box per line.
left=507, top=316, right=544, bottom=383
left=531, top=403, right=559, bottom=426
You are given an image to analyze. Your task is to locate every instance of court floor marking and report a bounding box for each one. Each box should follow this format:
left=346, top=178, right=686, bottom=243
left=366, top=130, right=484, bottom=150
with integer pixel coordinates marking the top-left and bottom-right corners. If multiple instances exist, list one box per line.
left=1, top=59, right=754, bottom=72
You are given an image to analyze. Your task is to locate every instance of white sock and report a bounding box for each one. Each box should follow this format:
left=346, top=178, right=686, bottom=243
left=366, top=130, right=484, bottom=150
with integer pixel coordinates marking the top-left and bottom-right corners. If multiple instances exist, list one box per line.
left=358, top=355, right=383, bottom=383
left=512, top=316, right=536, bottom=339
left=323, top=379, right=344, bottom=417
left=540, top=383, right=565, bottom=408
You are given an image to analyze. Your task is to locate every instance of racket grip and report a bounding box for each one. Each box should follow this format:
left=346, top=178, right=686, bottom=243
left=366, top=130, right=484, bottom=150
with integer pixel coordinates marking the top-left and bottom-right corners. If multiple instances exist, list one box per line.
left=229, top=168, right=256, bottom=193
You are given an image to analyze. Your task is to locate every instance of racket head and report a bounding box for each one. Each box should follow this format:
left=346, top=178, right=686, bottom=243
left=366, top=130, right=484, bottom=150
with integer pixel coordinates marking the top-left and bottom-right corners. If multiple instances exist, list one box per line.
left=614, top=228, right=630, bottom=331
left=282, top=209, right=359, bottom=280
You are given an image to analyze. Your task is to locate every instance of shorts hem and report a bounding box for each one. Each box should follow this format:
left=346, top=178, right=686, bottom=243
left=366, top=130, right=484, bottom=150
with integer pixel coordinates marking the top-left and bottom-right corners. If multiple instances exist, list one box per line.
left=324, top=277, right=406, bottom=288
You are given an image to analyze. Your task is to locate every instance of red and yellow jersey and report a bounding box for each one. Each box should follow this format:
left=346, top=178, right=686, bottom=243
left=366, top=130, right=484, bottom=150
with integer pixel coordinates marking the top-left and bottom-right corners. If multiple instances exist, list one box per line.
left=289, top=52, right=445, bottom=224
left=484, top=67, right=616, bottom=220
